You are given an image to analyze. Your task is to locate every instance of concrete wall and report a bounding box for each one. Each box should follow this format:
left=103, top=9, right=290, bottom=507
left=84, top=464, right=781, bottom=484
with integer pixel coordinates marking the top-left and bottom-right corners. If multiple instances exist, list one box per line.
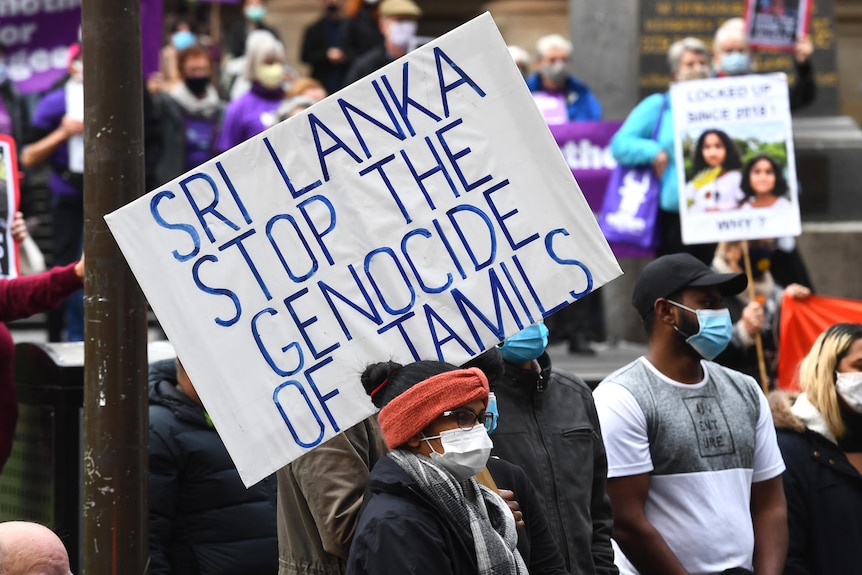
left=568, top=0, right=640, bottom=120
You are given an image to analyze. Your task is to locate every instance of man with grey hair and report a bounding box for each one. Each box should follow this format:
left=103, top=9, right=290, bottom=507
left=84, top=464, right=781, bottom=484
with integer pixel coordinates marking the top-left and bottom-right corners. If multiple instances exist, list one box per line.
left=0, top=521, right=73, bottom=575
left=526, top=33, right=601, bottom=124
left=713, top=17, right=815, bottom=109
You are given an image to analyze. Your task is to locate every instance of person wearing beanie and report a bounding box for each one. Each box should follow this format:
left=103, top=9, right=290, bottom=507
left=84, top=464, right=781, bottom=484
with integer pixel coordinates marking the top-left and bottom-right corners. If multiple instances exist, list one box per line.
left=346, top=361, right=527, bottom=575
left=343, top=0, right=422, bottom=85
left=593, top=253, right=787, bottom=574
left=490, top=322, right=618, bottom=575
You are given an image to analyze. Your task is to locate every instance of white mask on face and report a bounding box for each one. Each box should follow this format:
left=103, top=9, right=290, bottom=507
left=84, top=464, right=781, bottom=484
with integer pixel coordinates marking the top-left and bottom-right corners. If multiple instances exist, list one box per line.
left=836, top=372, right=862, bottom=413
left=423, top=425, right=493, bottom=481
left=386, top=20, right=417, bottom=51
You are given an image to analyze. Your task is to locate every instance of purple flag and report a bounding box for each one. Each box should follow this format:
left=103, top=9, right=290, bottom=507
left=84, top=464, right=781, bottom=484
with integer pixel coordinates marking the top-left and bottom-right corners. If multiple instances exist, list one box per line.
left=3, top=2, right=81, bottom=94
left=548, top=121, right=622, bottom=212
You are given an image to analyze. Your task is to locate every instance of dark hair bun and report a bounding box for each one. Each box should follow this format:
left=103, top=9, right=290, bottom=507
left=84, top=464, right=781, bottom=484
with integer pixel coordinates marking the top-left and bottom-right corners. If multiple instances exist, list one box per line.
left=361, top=361, right=402, bottom=407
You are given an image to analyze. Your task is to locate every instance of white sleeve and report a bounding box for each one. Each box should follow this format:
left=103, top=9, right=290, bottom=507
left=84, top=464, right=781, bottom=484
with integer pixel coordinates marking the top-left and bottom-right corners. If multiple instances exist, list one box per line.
left=593, top=381, right=653, bottom=478
left=752, top=384, right=786, bottom=482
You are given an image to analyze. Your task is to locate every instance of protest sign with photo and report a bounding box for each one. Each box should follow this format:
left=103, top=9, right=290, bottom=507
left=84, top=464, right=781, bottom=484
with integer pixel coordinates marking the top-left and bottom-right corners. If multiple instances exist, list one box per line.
left=745, top=0, right=812, bottom=52
left=106, top=13, right=622, bottom=486
left=0, top=137, right=20, bottom=278
left=671, top=73, right=800, bottom=245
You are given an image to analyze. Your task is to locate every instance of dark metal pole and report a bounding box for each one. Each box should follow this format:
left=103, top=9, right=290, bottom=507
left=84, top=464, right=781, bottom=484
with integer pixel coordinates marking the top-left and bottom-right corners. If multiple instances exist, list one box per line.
left=81, top=0, right=149, bottom=572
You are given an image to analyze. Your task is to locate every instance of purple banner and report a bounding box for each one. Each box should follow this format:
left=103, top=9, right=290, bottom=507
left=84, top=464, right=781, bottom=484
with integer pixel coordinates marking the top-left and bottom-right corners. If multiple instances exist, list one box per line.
left=549, top=121, right=655, bottom=259
left=141, top=0, right=164, bottom=79
left=4, top=0, right=163, bottom=92
left=548, top=121, right=622, bottom=212
left=2, top=0, right=82, bottom=94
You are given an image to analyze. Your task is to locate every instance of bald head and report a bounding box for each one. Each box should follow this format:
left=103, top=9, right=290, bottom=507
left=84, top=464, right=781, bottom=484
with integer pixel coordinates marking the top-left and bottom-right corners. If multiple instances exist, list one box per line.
left=0, top=522, right=71, bottom=575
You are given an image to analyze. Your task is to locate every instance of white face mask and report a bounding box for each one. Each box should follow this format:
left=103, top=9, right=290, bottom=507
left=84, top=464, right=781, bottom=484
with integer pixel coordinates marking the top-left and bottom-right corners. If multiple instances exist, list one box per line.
left=386, top=20, right=417, bottom=51
left=424, top=425, right=493, bottom=481
left=836, top=372, right=862, bottom=413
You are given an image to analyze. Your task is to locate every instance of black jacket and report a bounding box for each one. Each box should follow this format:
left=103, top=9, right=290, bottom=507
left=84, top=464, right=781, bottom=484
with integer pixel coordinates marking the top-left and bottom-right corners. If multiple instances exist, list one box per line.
left=346, top=455, right=478, bottom=575
left=301, top=17, right=349, bottom=94
left=343, top=45, right=392, bottom=87
left=486, top=456, right=570, bottom=575
left=490, top=353, right=617, bottom=575
left=340, top=6, right=384, bottom=64
left=771, top=392, right=862, bottom=575
left=148, top=360, right=278, bottom=575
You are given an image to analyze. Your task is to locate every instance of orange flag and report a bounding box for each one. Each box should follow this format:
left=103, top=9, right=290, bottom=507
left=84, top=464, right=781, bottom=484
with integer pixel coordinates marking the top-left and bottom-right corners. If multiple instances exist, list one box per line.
left=778, top=293, right=862, bottom=390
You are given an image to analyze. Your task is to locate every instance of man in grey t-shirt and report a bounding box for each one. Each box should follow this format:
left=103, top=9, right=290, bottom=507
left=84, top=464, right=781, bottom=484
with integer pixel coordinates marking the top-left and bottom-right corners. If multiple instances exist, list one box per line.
left=594, top=253, right=787, bottom=575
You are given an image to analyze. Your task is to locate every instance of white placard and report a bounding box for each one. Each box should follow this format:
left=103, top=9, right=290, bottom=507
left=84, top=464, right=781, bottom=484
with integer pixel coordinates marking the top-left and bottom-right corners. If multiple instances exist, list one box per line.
left=0, top=137, right=19, bottom=278
left=105, top=13, right=622, bottom=486
left=672, top=74, right=800, bottom=245
left=65, top=80, right=84, bottom=174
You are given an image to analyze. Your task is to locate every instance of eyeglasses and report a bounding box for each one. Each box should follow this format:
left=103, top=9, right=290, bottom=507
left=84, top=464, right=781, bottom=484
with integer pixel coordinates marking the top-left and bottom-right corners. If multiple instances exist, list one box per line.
left=441, top=409, right=495, bottom=432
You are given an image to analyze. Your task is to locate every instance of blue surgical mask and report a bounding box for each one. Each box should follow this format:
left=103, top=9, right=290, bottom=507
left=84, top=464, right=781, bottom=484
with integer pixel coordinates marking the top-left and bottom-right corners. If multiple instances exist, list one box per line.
left=500, top=322, right=549, bottom=364
left=720, top=51, right=750, bottom=76
left=172, top=30, right=196, bottom=51
left=668, top=300, right=732, bottom=360
left=245, top=5, right=267, bottom=22
left=486, top=392, right=499, bottom=435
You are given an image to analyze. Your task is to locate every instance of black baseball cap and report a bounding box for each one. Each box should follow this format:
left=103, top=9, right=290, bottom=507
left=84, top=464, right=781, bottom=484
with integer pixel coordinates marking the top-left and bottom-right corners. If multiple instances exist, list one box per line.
left=632, top=253, right=747, bottom=318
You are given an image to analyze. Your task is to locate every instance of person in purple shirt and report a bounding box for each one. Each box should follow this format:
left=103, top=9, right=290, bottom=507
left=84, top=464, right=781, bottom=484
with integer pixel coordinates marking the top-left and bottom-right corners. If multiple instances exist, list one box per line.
left=20, top=43, right=85, bottom=342
left=216, top=31, right=287, bottom=153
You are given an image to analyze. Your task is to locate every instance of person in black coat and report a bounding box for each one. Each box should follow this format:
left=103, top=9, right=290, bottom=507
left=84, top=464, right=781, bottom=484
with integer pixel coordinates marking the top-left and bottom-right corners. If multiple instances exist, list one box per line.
left=346, top=361, right=527, bottom=575
left=340, top=1, right=384, bottom=66
left=486, top=456, right=569, bottom=575
left=769, top=323, right=862, bottom=575
left=148, top=358, right=278, bottom=575
left=488, top=324, right=617, bottom=575
left=343, top=0, right=421, bottom=85
left=301, top=0, right=350, bottom=94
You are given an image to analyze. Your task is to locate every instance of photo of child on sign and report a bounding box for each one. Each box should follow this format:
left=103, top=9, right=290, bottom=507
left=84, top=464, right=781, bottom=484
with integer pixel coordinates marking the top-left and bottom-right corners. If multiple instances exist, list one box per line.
left=672, top=74, right=800, bottom=244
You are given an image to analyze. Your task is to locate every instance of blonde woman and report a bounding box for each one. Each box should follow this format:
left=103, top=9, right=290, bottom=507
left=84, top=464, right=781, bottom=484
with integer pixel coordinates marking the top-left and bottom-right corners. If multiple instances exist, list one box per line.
left=770, top=323, right=862, bottom=574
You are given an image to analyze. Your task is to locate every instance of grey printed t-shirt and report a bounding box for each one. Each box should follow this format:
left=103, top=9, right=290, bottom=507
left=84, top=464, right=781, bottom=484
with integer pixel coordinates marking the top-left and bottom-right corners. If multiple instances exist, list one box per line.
left=593, top=357, right=785, bottom=575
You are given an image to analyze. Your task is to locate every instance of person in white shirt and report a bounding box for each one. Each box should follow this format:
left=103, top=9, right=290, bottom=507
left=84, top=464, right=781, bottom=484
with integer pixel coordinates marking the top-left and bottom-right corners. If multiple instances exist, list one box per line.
left=593, top=253, right=788, bottom=575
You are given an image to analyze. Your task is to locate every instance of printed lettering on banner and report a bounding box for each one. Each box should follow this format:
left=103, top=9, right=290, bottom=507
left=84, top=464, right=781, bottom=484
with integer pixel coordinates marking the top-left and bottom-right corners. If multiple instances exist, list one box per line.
left=105, top=13, right=622, bottom=486
left=671, top=74, right=801, bottom=245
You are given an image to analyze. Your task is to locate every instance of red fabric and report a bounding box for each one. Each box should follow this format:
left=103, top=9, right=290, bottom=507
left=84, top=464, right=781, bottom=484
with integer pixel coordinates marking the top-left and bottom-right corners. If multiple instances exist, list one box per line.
left=0, top=262, right=82, bottom=471
left=377, top=367, right=489, bottom=449
left=778, top=293, right=862, bottom=391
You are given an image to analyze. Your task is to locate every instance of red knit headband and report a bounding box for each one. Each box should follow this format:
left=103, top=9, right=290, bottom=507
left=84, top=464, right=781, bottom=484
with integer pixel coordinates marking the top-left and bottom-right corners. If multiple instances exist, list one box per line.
left=377, top=367, right=489, bottom=449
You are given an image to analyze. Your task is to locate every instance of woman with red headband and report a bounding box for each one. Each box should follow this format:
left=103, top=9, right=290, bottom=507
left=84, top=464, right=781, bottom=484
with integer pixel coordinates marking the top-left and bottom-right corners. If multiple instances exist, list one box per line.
left=345, top=361, right=528, bottom=575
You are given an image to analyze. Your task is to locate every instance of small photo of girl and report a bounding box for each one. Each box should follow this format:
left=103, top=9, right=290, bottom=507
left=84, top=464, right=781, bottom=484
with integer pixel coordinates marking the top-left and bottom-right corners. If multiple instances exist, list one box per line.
left=740, top=154, right=793, bottom=209
left=684, top=129, right=744, bottom=213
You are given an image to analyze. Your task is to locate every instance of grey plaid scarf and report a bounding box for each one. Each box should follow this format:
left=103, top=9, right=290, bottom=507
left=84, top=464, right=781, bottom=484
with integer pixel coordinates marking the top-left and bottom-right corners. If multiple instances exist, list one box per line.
left=388, top=449, right=529, bottom=575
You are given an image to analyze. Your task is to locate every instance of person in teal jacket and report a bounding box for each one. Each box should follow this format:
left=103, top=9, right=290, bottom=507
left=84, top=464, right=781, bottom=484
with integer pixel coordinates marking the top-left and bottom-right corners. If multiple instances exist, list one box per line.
left=610, top=37, right=715, bottom=263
